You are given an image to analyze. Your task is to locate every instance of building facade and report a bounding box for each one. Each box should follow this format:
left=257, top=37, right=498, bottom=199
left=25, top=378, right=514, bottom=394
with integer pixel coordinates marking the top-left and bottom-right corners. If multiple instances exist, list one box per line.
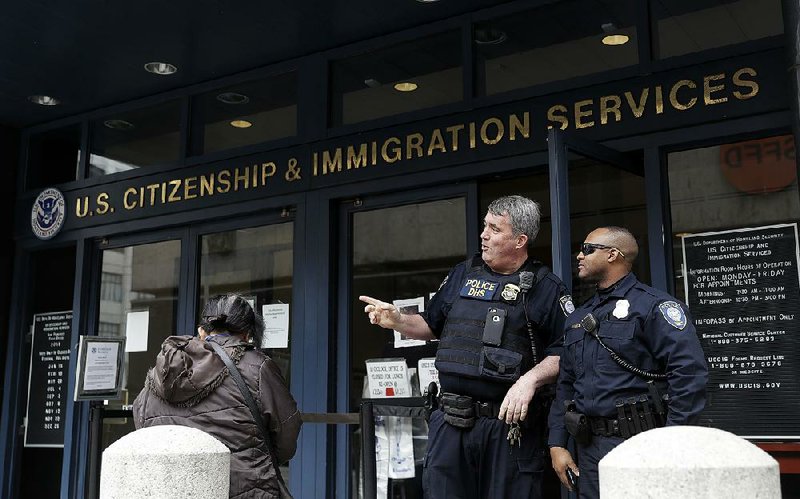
left=1, top=0, right=799, bottom=497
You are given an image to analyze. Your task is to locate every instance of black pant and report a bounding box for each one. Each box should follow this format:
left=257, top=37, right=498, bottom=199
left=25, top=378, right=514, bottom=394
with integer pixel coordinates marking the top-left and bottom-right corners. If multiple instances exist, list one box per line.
left=422, top=409, right=548, bottom=499
left=575, top=435, right=624, bottom=499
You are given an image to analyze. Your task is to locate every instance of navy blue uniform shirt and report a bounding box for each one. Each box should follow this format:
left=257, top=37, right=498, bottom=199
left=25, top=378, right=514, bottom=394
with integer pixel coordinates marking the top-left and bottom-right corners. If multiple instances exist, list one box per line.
left=548, top=273, right=708, bottom=448
left=422, top=257, right=569, bottom=400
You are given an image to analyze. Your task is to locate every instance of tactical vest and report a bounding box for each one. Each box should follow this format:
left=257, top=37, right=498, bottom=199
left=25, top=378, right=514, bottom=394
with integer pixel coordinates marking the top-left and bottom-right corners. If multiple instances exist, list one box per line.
left=435, top=257, right=544, bottom=386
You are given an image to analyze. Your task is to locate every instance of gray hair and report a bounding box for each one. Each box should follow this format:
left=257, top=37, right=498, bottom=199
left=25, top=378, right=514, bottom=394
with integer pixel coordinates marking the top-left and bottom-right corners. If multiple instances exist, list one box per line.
left=487, top=195, right=541, bottom=245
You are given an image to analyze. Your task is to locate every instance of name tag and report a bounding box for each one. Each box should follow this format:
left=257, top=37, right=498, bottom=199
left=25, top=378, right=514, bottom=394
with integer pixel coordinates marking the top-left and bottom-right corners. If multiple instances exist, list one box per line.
left=460, top=278, right=498, bottom=300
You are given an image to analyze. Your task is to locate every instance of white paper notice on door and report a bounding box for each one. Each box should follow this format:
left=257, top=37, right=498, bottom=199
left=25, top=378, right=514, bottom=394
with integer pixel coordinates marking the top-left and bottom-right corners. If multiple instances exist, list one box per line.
left=392, top=297, right=426, bottom=348
left=261, top=303, right=290, bottom=348
left=124, top=310, right=149, bottom=352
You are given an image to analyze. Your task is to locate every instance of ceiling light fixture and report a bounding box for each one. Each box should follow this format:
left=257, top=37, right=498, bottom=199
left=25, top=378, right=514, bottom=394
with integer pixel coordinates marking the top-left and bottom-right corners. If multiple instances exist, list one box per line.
left=602, top=34, right=629, bottom=46
left=415, top=0, right=441, bottom=3
left=393, top=82, right=418, bottom=92
left=28, top=95, right=60, bottom=106
left=103, top=119, right=135, bottom=130
left=474, top=27, right=508, bottom=45
left=600, top=23, right=629, bottom=46
left=144, top=62, right=178, bottom=75
left=216, top=92, right=250, bottom=104
left=364, top=78, right=381, bottom=88
left=230, top=119, right=253, bottom=128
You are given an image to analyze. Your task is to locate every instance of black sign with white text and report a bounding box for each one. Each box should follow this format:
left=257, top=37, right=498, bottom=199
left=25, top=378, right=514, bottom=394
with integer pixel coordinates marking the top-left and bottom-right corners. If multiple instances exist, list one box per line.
left=683, top=224, right=800, bottom=438
left=25, top=311, right=72, bottom=447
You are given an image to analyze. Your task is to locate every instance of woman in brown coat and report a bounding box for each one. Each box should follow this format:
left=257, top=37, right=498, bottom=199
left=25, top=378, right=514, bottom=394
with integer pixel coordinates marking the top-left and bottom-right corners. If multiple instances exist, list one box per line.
left=133, top=293, right=301, bottom=498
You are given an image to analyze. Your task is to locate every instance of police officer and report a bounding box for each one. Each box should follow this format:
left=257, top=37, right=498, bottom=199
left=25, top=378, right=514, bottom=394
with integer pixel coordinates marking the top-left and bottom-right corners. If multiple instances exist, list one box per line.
left=548, top=226, right=708, bottom=498
left=361, top=195, right=572, bottom=499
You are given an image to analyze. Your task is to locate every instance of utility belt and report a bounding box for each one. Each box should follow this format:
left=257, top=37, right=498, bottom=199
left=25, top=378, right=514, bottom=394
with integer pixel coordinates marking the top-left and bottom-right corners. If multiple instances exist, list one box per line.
left=564, top=386, right=669, bottom=444
left=438, top=392, right=503, bottom=429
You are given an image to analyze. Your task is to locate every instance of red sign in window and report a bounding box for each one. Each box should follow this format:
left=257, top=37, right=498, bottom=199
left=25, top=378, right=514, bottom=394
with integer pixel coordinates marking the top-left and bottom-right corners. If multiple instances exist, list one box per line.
left=720, top=135, right=796, bottom=194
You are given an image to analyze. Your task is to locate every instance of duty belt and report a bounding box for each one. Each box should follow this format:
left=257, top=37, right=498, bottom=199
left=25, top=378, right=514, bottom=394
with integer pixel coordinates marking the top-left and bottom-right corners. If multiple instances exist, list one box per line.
left=439, top=392, right=502, bottom=428
left=588, top=417, right=622, bottom=437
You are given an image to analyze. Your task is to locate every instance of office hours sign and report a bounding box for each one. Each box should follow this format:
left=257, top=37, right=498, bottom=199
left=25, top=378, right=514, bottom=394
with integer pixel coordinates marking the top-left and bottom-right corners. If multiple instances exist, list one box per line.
left=25, top=311, right=72, bottom=447
left=682, top=224, right=800, bottom=438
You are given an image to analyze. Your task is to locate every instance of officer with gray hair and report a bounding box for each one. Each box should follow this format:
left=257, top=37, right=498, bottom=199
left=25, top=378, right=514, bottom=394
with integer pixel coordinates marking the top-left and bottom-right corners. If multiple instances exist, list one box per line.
left=361, top=195, right=573, bottom=499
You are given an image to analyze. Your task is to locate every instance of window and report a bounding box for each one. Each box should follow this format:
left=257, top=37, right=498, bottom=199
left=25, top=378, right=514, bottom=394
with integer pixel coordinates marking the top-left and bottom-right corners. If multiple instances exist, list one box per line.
left=190, top=72, right=297, bottom=156
left=652, top=0, right=783, bottom=60
left=668, top=134, right=798, bottom=299
left=330, top=31, right=462, bottom=126
left=89, top=100, right=182, bottom=176
left=26, top=125, right=81, bottom=189
left=475, top=0, right=639, bottom=96
left=100, top=272, right=123, bottom=302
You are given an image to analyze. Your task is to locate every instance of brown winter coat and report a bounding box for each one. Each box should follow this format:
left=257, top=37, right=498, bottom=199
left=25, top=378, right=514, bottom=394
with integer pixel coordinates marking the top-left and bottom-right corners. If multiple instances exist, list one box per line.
left=133, top=335, right=301, bottom=499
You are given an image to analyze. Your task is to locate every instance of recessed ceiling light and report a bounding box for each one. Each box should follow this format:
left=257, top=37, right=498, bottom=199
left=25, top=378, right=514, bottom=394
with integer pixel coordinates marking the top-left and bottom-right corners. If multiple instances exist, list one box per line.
left=28, top=95, right=60, bottom=106
left=104, top=119, right=135, bottom=130
left=474, top=27, right=508, bottom=45
left=364, top=78, right=381, bottom=88
left=230, top=120, right=253, bottom=128
left=415, top=0, right=440, bottom=3
left=602, top=34, right=630, bottom=46
left=394, top=82, right=418, bottom=92
left=144, top=62, right=178, bottom=75
left=216, top=92, right=250, bottom=104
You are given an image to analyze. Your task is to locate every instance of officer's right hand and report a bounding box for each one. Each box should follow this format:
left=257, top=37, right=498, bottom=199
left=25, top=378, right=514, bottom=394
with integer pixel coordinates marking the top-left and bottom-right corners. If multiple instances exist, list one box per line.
left=550, top=446, right=579, bottom=492
left=359, top=296, right=402, bottom=330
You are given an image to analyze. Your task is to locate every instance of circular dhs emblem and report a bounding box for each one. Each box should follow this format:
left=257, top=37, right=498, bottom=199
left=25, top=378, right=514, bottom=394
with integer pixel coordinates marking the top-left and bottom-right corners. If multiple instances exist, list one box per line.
left=31, top=188, right=66, bottom=240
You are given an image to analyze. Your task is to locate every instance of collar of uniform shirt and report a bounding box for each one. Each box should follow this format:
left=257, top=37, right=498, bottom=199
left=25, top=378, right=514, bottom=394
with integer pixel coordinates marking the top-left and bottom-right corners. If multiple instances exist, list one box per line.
left=596, top=272, right=636, bottom=299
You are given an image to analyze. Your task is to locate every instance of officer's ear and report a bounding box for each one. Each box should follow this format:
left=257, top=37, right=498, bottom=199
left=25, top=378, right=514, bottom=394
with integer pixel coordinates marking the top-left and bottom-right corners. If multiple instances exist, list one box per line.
left=515, top=234, right=528, bottom=249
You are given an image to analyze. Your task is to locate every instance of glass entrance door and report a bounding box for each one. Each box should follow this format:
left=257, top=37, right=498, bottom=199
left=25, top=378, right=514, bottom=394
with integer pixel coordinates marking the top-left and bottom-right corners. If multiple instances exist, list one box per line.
left=86, top=235, right=183, bottom=498
left=337, top=189, right=471, bottom=498
left=548, top=129, right=649, bottom=302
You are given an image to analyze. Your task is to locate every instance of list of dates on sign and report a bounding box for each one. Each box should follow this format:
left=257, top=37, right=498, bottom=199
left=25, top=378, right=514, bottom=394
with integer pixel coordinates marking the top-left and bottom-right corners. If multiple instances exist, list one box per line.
left=682, top=224, right=800, bottom=392
left=25, top=311, right=72, bottom=447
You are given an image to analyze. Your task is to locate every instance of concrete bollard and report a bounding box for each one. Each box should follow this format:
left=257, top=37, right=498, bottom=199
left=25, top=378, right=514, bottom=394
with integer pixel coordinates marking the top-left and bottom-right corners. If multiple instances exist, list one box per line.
left=599, top=426, right=781, bottom=499
left=100, top=425, right=230, bottom=499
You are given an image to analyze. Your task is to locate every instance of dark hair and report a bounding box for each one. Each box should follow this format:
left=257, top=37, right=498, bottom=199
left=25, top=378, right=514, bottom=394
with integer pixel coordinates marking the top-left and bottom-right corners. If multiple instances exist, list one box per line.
left=198, top=293, right=264, bottom=346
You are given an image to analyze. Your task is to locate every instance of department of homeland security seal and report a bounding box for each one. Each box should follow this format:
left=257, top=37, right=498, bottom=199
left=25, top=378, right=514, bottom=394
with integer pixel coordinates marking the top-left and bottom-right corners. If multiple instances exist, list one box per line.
left=659, top=301, right=687, bottom=330
left=31, top=188, right=66, bottom=240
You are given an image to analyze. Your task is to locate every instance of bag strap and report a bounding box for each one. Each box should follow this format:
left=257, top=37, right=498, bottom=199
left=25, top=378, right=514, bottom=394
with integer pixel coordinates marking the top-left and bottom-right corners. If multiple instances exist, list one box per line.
left=208, top=340, right=289, bottom=487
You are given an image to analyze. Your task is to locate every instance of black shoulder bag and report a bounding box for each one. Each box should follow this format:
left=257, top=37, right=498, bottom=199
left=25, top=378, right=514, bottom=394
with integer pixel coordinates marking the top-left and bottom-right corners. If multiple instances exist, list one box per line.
left=208, top=340, right=293, bottom=499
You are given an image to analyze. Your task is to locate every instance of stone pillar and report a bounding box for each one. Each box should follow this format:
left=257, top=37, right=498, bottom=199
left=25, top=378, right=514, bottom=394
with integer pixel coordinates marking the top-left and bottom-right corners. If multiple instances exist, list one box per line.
left=599, top=426, right=780, bottom=499
left=100, top=425, right=230, bottom=499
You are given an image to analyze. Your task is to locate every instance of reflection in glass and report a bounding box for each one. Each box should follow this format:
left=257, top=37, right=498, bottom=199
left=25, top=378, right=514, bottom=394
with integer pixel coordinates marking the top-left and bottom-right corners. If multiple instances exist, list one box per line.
left=475, top=0, right=638, bottom=96
left=569, top=156, right=649, bottom=304
left=97, top=240, right=181, bottom=450
left=668, top=135, right=799, bottom=300
left=190, top=72, right=297, bottom=155
left=89, top=100, right=182, bottom=176
left=331, top=31, right=462, bottom=126
left=652, top=0, right=783, bottom=60
left=198, top=223, right=294, bottom=381
left=348, top=198, right=466, bottom=498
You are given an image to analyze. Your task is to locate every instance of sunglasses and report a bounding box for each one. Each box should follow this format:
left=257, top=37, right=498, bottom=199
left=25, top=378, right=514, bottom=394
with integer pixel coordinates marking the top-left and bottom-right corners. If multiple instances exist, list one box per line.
left=580, top=242, right=626, bottom=258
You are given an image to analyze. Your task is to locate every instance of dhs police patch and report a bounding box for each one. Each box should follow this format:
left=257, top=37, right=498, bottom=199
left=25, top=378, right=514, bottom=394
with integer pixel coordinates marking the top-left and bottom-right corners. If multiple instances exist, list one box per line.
left=31, top=188, right=66, bottom=240
left=659, top=301, right=687, bottom=330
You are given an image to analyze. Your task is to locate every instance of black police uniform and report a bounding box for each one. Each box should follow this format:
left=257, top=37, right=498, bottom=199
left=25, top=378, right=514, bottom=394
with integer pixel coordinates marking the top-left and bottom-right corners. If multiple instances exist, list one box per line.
left=548, top=273, right=708, bottom=499
left=421, top=254, right=571, bottom=499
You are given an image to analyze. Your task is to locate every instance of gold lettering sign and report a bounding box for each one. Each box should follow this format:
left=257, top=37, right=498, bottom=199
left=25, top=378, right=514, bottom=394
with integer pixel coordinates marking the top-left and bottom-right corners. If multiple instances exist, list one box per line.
left=71, top=65, right=764, bottom=222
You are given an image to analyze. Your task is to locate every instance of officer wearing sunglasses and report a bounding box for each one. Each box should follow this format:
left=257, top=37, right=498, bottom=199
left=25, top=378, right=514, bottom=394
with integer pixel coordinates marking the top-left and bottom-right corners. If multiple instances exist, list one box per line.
left=548, top=226, right=708, bottom=499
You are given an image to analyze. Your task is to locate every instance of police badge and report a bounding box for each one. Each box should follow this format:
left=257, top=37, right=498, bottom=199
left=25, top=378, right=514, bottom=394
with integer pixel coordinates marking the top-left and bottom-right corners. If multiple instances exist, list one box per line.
left=559, top=295, right=575, bottom=316
left=659, top=301, right=687, bottom=330
left=31, top=188, right=66, bottom=240
left=501, top=283, right=520, bottom=301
